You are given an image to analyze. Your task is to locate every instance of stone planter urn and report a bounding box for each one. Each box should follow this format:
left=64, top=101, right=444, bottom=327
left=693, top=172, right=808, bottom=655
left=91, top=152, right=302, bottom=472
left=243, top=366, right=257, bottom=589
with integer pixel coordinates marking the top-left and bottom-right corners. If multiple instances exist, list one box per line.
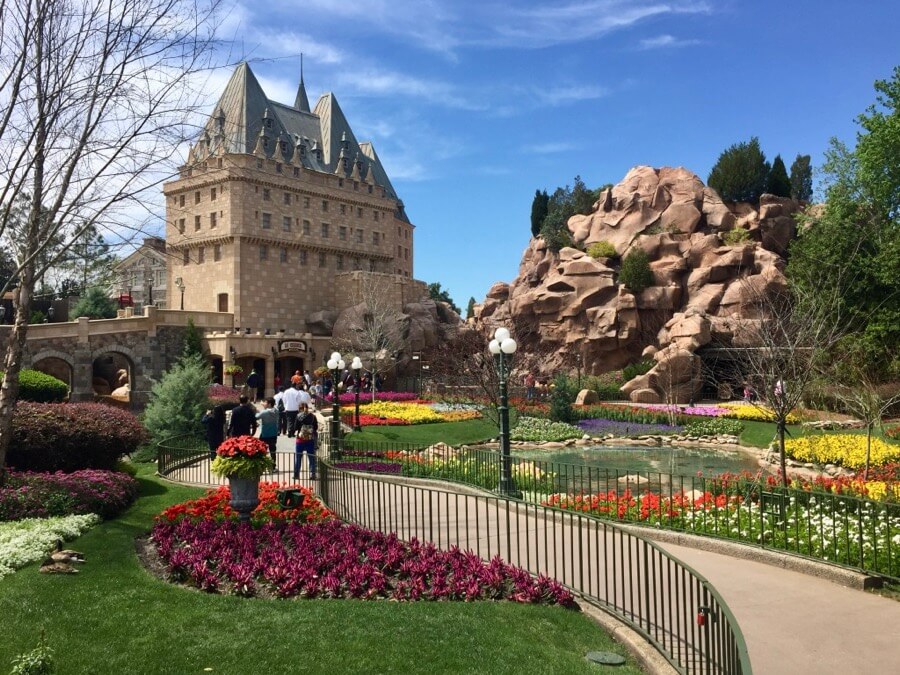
left=229, top=477, right=260, bottom=523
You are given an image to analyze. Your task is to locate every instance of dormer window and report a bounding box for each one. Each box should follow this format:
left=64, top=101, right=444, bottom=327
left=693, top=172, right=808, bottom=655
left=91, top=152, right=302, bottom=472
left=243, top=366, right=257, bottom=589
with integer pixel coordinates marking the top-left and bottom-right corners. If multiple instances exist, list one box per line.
left=265, top=118, right=272, bottom=129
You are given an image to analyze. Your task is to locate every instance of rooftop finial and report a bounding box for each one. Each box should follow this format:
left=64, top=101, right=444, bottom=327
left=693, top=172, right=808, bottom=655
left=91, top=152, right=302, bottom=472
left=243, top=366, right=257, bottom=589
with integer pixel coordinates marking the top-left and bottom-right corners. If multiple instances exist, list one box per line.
left=294, top=54, right=311, bottom=112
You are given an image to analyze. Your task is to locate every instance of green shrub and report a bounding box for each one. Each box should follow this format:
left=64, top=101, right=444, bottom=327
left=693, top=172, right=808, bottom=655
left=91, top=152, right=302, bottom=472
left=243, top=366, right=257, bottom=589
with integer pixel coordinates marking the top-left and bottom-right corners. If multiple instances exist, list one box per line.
left=723, top=228, right=751, bottom=246
left=29, top=310, right=47, bottom=324
left=70, top=286, right=117, bottom=319
left=549, top=373, right=577, bottom=423
left=683, top=418, right=744, bottom=436
left=0, top=369, right=68, bottom=402
left=619, top=249, right=654, bottom=293
left=6, top=402, right=148, bottom=472
left=587, top=241, right=617, bottom=259
left=9, top=632, right=54, bottom=675
left=621, top=360, right=655, bottom=382
left=143, top=353, right=212, bottom=443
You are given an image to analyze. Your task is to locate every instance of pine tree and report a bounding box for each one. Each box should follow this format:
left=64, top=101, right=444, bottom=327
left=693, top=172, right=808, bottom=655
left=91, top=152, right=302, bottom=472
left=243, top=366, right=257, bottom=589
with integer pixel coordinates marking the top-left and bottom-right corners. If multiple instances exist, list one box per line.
left=767, top=155, right=792, bottom=197
left=70, top=286, right=117, bottom=319
left=183, top=318, right=205, bottom=357
left=465, top=296, right=476, bottom=320
left=789, top=154, right=813, bottom=201
left=143, top=353, right=212, bottom=443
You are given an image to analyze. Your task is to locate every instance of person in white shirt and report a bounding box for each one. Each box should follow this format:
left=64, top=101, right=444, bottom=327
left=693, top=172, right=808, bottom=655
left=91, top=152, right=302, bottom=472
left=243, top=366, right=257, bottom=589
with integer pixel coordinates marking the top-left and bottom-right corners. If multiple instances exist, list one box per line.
left=282, top=384, right=303, bottom=437
left=298, top=385, right=311, bottom=410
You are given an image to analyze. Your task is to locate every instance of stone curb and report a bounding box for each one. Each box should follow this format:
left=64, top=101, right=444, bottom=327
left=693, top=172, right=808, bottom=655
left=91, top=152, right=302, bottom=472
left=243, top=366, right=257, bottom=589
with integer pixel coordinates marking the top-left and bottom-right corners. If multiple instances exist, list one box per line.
left=614, top=523, right=883, bottom=591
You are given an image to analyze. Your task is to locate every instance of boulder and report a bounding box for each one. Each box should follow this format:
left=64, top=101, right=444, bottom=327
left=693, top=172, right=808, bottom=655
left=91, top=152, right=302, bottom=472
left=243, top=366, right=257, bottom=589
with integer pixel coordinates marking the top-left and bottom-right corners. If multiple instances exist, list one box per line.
left=575, top=389, right=599, bottom=405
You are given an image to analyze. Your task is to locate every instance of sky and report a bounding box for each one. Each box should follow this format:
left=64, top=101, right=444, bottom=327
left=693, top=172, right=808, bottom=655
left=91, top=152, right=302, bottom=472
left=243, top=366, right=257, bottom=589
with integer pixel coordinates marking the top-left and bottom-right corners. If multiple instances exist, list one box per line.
left=182, top=0, right=899, bottom=310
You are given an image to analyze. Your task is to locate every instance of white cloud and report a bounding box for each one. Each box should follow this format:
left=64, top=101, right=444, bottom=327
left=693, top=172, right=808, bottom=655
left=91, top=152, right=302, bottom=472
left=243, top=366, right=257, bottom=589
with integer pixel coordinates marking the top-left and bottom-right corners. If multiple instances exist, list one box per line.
left=536, top=84, right=609, bottom=105
left=521, top=142, right=576, bottom=154
left=638, top=33, right=701, bottom=49
left=334, top=70, right=487, bottom=111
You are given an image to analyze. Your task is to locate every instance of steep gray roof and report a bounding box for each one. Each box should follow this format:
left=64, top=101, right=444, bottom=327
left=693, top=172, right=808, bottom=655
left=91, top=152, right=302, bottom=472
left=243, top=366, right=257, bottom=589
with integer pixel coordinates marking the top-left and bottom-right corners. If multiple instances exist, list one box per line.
left=201, top=62, right=402, bottom=208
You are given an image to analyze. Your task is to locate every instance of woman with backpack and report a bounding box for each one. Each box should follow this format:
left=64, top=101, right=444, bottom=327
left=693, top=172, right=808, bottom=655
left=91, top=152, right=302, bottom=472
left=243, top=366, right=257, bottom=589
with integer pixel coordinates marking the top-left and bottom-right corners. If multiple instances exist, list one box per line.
left=294, top=403, right=318, bottom=480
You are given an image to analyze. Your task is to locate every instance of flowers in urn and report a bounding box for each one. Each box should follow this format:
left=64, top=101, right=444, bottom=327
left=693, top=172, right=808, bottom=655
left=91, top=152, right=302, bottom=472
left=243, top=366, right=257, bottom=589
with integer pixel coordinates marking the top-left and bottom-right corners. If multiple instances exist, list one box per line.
left=211, top=436, right=274, bottom=479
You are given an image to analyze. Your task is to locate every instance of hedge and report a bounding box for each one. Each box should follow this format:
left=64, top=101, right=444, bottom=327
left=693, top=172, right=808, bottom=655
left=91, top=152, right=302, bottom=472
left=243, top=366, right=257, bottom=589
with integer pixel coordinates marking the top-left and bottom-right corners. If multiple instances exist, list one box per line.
left=0, top=469, right=140, bottom=521
left=0, top=369, right=68, bottom=403
left=6, top=402, right=148, bottom=472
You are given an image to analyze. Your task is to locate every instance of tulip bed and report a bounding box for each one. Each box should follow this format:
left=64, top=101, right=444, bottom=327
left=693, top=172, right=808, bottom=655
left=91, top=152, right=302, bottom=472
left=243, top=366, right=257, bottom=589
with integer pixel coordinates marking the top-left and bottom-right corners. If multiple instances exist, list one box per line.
left=785, top=434, right=900, bottom=470
left=543, top=487, right=900, bottom=578
left=342, top=401, right=484, bottom=426
left=152, top=493, right=574, bottom=605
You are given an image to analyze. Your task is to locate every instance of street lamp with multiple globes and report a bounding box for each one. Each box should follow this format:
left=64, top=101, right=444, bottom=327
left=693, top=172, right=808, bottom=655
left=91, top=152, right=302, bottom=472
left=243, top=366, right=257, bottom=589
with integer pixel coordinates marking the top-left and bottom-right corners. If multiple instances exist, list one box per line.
left=488, top=326, right=519, bottom=497
left=351, top=356, right=363, bottom=431
left=326, top=351, right=345, bottom=458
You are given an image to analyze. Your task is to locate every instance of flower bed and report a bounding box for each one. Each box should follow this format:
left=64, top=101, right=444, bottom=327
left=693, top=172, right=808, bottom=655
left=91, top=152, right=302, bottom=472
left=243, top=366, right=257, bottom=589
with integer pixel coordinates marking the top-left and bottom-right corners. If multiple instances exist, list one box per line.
left=543, top=487, right=900, bottom=577
left=719, top=402, right=802, bottom=424
left=682, top=418, right=744, bottom=436
left=785, top=434, right=900, bottom=470
left=577, top=419, right=684, bottom=437
left=885, top=426, right=900, bottom=441
left=356, top=401, right=447, bottom=425
left=511, top=417, right=583, bottom=442
left=573, top=404, right=684, bottom=426
left=330, top=391, right=422, bottom=404
left=342, top=414, right=410, bottom=426
left=0, top=514, right=100, bottom=580
left=158, top=483, right=334, bottom=526
left=151, top=517, right=574, bottom=605
left=399, top=453, right=557, bottom=493
left=344, top=402, right=484, bottom=426
left=638, top=404, right=730, bottom=418
left=0, top=470, right=139, bottom=521
left=208, top=384, right=241, bottom=405
left=334, top=461, right=403, bottom=474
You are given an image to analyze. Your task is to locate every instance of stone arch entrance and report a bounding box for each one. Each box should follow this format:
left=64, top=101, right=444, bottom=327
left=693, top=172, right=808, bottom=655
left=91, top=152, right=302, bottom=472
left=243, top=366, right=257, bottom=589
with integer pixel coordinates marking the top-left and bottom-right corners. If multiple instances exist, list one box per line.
left=31, top=351, right=75, bottom=394
left=91, top=349, right=135, bottom=403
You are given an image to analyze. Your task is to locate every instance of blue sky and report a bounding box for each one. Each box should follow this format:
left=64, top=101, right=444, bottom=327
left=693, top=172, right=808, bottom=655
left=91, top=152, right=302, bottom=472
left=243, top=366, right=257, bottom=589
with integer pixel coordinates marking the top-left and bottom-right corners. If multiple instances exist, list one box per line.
left=205, top=0, right=899, bottom=310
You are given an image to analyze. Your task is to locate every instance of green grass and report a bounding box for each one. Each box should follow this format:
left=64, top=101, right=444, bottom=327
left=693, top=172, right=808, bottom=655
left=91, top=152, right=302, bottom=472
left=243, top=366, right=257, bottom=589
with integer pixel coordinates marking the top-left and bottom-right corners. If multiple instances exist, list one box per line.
left=0, top=465, right=640, bottom=674
left=348, top=418, right=499, bottom=446
left=738, top=420, right=896, bottom=449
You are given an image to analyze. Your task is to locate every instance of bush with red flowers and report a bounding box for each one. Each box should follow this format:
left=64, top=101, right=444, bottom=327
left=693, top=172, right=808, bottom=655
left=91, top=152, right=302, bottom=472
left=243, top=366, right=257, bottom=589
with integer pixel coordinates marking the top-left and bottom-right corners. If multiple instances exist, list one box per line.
left=0, top=469, right=139, bottom=521
left=210, top=435, right=274, bottom=479
left=6, top=402, right=148, bottom=472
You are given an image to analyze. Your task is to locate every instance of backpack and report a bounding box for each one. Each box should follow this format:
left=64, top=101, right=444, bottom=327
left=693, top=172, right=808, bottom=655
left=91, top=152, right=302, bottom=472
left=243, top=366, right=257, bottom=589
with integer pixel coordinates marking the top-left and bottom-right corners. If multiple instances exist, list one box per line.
left=277, top=397, right=285, bottom=412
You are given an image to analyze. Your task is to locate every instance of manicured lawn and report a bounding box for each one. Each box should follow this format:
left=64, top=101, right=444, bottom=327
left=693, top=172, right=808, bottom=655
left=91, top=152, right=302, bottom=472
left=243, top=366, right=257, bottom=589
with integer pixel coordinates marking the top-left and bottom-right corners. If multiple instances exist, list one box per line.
left=0, top=465, right=640, bottom=674
left=348, top=418, right=499, bottom=447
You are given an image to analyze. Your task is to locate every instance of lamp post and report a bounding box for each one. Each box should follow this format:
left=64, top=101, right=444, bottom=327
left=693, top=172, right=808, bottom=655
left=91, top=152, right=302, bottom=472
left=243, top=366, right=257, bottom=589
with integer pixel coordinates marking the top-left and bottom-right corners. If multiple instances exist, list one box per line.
left=327, top=351, right=345, bottom=459
left=174, top=276, right=186, bottom=310
left=489, top=327, right=519, bottom=498
left=351, top=356, right=363, bottom=431
left=0, top=305, right=5, bottom=324
left=47, top=306, right=55, bottom=322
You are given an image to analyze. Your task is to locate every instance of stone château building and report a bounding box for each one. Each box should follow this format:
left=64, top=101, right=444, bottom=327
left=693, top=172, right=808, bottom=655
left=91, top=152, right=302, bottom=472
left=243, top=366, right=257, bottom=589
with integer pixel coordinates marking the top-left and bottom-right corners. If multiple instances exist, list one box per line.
left=160, top=62, right=423, bottom=390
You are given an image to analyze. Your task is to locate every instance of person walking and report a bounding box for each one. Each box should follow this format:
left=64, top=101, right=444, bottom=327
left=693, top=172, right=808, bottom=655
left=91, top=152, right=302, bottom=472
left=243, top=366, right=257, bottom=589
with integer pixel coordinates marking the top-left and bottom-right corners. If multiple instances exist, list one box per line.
left=282, top=383, right=303, bottom=437
left=201, top=404, right=227, bottom=459
left=290, top=370, right=303, bottom=386
left=228, top=395, right=258, bottom=437
left=294, top=402, right=318, bottom=480
left=274, top=386, right=287, bottom=435
left=256, top=397, right=280, bottom=466
left=246, top=368, right=261, bottom=402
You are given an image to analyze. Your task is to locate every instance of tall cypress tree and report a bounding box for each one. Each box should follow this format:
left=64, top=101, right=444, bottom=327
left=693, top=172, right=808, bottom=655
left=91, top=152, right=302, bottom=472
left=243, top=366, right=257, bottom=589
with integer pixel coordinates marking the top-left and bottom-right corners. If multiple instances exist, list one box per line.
left=530, top=189, right=549, bottom=237
left=789, top=154, right=813, bottom=200
left=767, top=155, right=792, bottom=197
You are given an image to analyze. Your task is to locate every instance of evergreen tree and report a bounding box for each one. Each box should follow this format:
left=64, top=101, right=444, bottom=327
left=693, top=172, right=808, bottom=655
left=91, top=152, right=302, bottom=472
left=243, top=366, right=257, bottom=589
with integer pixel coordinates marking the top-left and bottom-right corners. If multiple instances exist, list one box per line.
left=70, top=286, right=117, bottom=319
left=789, top=154, right=813, bottom=201
left=183, top=317, right=205, bottom=357
left=767, top=155, right=792, bottom=197
left=707, top=137, right=771, bottom=203
left=549, top=373, right=577, bottom=423
left=143, top=353, right=212, bottom=443
left=619, top=249, right=654, bottom=293
left=427, top=282, right=460, bottom=314
left=57, top=224, right=116, bottom=292
left=530, top=189, right=549, bottom=237
left=465, top=296, right=476, bottom=320
left=571, top=175, right=596, bottom=215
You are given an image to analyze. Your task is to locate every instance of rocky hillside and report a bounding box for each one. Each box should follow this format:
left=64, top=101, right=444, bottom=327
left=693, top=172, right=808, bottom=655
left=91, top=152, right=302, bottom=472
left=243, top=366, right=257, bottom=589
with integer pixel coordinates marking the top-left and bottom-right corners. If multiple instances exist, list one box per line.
left=474, top=166, right=804, bottom=403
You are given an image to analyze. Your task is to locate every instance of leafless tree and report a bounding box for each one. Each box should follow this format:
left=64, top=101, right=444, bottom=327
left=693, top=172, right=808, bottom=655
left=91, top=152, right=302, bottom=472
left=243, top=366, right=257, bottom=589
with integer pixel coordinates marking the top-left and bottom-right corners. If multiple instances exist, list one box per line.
left=334, top=276, right=407, bottom=402
left=725, top=281, right=846, bottom=486
left=0, top=0, right=221, bottom=470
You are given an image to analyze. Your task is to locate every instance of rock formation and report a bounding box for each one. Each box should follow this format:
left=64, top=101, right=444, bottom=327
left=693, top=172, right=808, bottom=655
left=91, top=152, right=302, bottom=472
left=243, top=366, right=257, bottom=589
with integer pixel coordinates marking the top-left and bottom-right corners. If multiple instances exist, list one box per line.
left=474, top=166, right=803, bottom=403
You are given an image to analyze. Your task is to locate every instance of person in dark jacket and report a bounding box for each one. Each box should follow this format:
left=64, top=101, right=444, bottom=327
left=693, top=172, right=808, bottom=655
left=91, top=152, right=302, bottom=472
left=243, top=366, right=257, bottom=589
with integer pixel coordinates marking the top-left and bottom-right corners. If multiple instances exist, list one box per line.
left=201, top=404, right=227, bottom=459
left=228, top=395, right=258, bottom=437
left=294, top=403, right=318, bottom=480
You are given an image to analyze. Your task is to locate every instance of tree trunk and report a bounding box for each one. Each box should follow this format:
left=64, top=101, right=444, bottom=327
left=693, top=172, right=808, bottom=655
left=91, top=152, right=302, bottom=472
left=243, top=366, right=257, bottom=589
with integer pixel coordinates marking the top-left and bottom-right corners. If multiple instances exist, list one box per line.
left=778, top=419, right=788, bottom=487
left=0, top=266, right=35, bottom=476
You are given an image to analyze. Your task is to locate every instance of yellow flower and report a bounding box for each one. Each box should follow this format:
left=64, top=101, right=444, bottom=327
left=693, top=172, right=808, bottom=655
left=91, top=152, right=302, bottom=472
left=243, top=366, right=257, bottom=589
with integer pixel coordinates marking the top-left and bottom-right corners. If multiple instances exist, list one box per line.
left=785, top=434, right=900, bottom=469
left=720, top=402, right=802, bottom=424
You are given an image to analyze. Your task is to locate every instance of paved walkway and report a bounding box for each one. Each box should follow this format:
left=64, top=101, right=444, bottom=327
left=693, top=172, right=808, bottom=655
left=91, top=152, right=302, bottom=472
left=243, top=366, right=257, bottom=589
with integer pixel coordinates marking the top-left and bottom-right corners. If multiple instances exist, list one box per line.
left=170, top=434, right=900, bottom=673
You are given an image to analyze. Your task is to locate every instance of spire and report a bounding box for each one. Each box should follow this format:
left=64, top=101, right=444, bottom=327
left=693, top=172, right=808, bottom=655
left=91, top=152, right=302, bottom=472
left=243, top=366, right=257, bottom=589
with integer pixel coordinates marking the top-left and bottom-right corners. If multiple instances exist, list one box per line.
left=350, top=152, right=362, bottom=181
left=294, top=54, right=310, bottom=112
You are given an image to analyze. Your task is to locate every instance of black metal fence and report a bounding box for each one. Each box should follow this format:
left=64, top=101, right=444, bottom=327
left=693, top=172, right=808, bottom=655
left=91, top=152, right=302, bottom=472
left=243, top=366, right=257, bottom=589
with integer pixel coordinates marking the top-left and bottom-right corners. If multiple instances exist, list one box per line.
left=319, top=461, right=750, bottom=674
left=158, top=433, right=751, bottom=673
left=337, top=439, right=899, bottom=582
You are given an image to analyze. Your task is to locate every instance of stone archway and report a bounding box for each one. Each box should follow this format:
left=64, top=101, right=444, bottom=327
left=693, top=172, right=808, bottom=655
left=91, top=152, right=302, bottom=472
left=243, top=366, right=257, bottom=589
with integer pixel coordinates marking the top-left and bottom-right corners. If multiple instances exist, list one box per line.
left=31, top=350, right=75, bottom=394
left=90, top=348, right=136, bottom=404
